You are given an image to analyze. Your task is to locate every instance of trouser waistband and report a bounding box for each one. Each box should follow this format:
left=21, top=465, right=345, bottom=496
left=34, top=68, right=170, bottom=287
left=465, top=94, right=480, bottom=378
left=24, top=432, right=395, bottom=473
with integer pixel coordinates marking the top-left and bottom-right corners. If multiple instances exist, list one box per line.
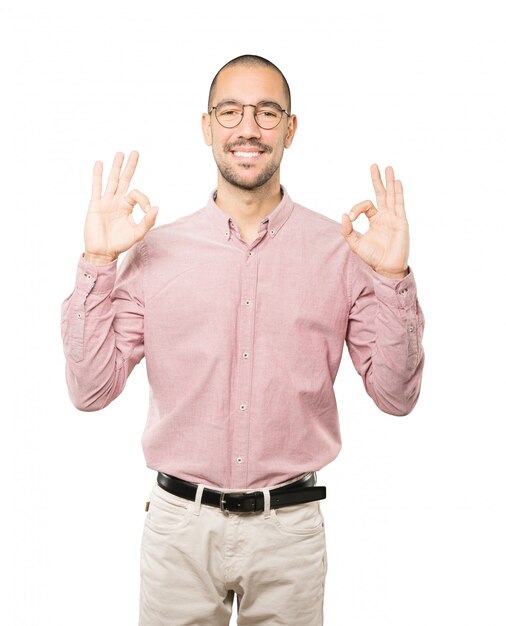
left=156, top=471, right=326, bottom=514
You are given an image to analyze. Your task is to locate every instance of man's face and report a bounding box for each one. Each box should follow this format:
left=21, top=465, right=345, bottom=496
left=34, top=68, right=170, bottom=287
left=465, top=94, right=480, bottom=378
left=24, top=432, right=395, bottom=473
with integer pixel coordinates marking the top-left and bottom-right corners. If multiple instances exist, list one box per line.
left=202, top=65, right=297, bottom=191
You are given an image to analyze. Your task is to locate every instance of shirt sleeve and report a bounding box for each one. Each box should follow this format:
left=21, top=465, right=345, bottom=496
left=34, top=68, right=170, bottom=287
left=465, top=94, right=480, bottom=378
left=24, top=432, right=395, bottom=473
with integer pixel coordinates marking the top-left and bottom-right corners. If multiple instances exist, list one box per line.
left=60, top=241, right=146, bottom=411
left=345, top=252, right=425, bottom=416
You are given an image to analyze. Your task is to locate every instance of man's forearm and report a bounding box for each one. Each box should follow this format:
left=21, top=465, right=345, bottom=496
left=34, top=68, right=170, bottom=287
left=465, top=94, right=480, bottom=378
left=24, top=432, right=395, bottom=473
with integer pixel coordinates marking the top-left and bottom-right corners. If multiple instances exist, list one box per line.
left=346, top=258, right=425, bottom=416
left=61, top=249, right=144, bottom=411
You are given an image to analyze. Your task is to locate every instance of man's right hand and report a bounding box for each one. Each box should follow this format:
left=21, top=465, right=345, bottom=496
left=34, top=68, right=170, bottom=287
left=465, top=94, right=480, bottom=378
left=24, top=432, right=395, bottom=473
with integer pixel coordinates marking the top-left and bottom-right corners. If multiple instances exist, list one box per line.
left=83, top=151, right=159, bottom=265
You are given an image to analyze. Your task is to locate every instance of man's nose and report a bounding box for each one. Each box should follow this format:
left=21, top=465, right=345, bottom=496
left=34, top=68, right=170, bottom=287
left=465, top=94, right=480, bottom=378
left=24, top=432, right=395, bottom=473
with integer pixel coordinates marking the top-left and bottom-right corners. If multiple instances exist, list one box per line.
left=236, top=105, right=261, bottom=138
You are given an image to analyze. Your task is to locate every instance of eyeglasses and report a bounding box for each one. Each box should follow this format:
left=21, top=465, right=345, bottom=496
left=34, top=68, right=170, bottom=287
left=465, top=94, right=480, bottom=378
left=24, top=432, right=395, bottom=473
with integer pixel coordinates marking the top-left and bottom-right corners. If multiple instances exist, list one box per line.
left=209, top=101, right=290, bottom=130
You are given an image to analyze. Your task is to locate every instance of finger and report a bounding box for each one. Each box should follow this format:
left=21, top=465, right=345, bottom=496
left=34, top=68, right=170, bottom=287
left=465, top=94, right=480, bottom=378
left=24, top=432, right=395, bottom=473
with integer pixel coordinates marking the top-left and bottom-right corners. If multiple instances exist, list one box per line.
left=104, top=152, right=125, bottom=196
left=122, top=189, right=151, bottom=213
left=341, top=213, right=362, bottom=252
left=117, top=150, right=139, bottom=195
left=395, top=179, right=406, bottom=218
left=349, top=200, right=378, bottom=222
left=371, top=163, right=386, bottom=211
left=91, top=160, right=103, bottom=201
left=385, top=165, right=395, bottom=212
left=134, top=206, right=159, bottom=241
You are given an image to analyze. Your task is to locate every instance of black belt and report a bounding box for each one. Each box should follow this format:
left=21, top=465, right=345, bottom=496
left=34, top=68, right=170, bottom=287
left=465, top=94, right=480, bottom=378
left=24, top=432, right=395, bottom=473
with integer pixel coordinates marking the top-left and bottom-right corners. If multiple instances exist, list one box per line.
left=156, top=471, right=326, bottom=513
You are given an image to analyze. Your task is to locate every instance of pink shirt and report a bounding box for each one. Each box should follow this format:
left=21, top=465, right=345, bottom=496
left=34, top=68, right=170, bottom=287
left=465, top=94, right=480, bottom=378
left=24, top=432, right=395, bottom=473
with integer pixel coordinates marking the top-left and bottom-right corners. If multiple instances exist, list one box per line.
left=61, top=187, right=425, bottom=489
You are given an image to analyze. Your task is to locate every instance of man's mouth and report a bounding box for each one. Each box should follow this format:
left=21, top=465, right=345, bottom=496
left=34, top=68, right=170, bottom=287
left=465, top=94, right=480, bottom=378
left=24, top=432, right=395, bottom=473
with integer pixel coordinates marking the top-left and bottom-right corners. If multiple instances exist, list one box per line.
left=233, top=151, right=263, bottom=158
left=226, top=141, right=270, bottom=161
left=230, top=150, right=265, bottom=159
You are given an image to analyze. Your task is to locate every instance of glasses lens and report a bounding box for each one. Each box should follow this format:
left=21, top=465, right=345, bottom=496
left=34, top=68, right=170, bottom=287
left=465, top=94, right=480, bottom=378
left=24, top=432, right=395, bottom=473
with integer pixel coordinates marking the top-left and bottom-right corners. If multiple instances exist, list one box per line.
left=255, top=106, right=283, bottom=129
left=215, top=104, right=243, bottom=128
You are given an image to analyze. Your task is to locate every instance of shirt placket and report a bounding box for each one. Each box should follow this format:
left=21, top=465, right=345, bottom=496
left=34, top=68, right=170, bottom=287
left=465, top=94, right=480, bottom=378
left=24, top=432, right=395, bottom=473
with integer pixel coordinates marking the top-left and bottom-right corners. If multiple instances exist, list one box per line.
left=229, top=222, right=267, bottom=487
left=71, top=266, right=97, bottom=362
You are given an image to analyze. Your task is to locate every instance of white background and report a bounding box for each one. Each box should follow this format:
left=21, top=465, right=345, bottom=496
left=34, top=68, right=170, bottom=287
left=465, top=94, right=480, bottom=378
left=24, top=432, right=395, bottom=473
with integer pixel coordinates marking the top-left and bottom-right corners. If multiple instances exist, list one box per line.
left=1, top=0, right=504, bottom=624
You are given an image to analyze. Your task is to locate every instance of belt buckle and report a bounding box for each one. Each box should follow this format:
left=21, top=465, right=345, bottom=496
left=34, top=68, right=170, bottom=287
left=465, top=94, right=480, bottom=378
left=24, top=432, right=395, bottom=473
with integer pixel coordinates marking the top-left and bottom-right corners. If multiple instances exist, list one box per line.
left=219, top=491, right=227, bottom=512
left=219, top=490, right=249, bottom=514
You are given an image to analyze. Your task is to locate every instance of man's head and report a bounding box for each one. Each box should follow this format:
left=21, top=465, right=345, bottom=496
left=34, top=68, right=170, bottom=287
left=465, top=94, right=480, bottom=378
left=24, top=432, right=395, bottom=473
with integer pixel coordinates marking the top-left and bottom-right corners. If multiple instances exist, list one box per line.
left=202, top=55, right=297, bottom=193
left=207, top=55, right=291, bottom=116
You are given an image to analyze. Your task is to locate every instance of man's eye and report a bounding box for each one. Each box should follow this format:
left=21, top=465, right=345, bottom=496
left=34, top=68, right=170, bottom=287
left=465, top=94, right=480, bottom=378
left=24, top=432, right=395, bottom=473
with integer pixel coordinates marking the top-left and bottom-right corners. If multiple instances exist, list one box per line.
left=258, top=110, right=278, bottom=118
left=220, top=109, right=241, bottom=116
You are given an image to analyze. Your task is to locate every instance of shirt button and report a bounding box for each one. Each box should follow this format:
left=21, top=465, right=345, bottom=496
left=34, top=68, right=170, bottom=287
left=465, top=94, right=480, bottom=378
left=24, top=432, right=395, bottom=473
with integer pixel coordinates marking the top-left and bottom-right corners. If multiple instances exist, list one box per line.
left=269, top=229, right=275, bottom=235
left=248, top=251, right=254, bottom=256
left=242, top=352, right=249, bottom=359
left=240, top=403, right=247, bottom=410
left=245, top=300, right=252, bottom=306
left=76, top=312, right=83, bottom=319
left=399, top=288, right=408, bottom=295
left=225, top=231, right=229, bottom=237
left=408, top=325, right=414, bottom=332
left=236, top=457, right=243, bottom=464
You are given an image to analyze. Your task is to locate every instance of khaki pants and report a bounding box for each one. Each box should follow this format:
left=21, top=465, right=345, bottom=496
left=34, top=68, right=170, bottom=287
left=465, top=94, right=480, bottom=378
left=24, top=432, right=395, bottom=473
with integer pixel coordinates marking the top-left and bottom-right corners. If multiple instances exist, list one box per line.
left=139, top=472, right=328, bottom=625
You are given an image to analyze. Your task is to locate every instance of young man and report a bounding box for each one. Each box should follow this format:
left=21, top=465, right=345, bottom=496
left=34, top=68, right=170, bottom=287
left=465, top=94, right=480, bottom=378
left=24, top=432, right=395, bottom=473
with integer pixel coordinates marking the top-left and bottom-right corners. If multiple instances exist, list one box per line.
left=61, top=55, right=425, bottom=625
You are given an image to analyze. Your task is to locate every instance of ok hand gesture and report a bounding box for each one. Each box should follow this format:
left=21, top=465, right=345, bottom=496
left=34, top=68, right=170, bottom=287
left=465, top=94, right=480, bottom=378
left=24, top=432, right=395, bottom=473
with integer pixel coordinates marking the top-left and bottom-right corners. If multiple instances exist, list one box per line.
left=341, top=164, right=409, bottom=279
left=84, top=151, right=159, bottom=265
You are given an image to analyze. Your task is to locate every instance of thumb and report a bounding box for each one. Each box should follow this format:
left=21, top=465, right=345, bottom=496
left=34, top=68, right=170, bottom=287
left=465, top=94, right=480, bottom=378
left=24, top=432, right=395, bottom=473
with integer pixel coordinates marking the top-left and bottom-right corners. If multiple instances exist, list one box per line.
left=136, top=205, right=159, bottom=240
left=341, top=213, right=361, bottom=252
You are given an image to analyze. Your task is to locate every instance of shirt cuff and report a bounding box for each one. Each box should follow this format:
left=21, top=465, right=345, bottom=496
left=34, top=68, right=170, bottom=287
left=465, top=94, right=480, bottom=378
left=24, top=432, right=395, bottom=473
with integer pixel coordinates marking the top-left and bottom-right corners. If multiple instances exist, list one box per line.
left=75, top=252, right=118, bottom=295
left=369, top=265, right=418, bottom=311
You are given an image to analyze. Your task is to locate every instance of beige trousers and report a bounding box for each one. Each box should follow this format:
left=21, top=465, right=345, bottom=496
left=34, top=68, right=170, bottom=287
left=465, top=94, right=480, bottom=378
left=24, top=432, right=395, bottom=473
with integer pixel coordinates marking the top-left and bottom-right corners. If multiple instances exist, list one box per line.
left=139, top=472, right=328, bottom=625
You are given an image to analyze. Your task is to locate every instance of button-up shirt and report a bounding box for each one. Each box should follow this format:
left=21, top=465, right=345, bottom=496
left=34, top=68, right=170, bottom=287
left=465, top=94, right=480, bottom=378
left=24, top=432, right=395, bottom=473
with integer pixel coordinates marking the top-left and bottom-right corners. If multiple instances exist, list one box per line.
left=61, top=186, right=425, bottom=489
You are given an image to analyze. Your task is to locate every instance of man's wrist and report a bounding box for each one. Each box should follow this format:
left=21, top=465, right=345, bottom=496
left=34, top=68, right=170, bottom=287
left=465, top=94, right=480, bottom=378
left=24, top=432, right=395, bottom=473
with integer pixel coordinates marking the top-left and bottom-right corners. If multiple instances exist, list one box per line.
left=83, top=251, right=118, bottom=265
left=374, top=268, right=409, bottom=280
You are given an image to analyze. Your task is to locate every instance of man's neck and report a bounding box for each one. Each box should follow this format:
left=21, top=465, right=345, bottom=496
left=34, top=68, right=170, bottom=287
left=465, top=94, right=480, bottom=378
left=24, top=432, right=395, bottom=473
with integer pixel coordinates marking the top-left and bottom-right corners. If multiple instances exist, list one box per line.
left=214, top=178, right=283, bottom=232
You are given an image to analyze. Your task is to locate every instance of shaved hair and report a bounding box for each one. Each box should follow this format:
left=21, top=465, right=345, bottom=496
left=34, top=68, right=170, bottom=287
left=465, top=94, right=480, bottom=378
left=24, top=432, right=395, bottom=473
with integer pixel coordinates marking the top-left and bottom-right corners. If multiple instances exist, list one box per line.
left=207, top=54, right=291, bottom=115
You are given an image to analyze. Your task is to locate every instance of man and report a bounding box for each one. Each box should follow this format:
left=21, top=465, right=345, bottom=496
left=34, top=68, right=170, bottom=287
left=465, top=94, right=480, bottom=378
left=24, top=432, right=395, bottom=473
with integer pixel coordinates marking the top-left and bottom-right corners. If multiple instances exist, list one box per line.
left=61, top=54, right=425, bottom=625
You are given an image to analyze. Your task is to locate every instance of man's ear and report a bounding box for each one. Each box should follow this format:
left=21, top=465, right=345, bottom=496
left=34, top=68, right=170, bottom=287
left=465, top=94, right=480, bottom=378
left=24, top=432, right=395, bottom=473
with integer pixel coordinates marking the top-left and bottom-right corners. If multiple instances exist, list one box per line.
left=284, top=114, right=298, bottom=149
left=202, top=113, right=213, bottom=146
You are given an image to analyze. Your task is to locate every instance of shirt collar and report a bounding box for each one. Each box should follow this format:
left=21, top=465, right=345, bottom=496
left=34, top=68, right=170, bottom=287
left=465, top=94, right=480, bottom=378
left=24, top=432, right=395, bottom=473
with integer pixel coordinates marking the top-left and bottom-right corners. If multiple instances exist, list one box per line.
left=204, top=185, right=294, bottom=241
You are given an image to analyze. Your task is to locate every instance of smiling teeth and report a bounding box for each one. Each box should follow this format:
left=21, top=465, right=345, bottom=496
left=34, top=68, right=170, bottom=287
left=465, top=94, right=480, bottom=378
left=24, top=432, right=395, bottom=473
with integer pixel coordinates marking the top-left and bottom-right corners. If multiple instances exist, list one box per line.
left=234, top=152, right=261, bottom=158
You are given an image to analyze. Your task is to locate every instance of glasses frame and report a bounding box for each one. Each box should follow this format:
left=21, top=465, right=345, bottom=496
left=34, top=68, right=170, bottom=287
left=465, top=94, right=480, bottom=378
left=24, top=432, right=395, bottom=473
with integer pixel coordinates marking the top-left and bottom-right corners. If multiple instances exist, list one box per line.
left=209, top=101, right=290, bottom=130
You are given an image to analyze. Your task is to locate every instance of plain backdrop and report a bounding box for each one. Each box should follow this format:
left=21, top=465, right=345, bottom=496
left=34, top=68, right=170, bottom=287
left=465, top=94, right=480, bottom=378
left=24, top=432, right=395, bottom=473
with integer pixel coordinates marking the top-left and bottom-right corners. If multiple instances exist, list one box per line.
left=1, top=1, right=504, bottom=624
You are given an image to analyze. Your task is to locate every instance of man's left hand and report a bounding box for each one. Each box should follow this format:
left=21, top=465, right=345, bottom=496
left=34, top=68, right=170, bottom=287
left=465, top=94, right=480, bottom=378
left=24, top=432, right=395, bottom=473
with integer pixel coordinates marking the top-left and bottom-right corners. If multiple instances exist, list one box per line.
left=341, top=164, right=409, bottom=280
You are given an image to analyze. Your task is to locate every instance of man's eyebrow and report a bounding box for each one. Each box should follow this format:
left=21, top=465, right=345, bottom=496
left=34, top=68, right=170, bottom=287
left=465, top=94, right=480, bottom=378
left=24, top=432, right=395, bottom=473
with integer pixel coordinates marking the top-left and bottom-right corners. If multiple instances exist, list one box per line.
left=213, top=99, right=285, bottom=109
left=214, top=99, right=241, bottom=107
left=256, top=100, right=284, bottom=109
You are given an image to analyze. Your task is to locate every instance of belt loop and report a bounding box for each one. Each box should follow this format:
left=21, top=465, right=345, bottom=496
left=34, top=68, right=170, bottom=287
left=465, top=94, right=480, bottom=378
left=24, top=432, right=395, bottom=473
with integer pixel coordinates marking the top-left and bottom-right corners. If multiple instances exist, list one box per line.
left=193, top=483, right=205, bottom=516
left=261, top=487, right=271, bottom=519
